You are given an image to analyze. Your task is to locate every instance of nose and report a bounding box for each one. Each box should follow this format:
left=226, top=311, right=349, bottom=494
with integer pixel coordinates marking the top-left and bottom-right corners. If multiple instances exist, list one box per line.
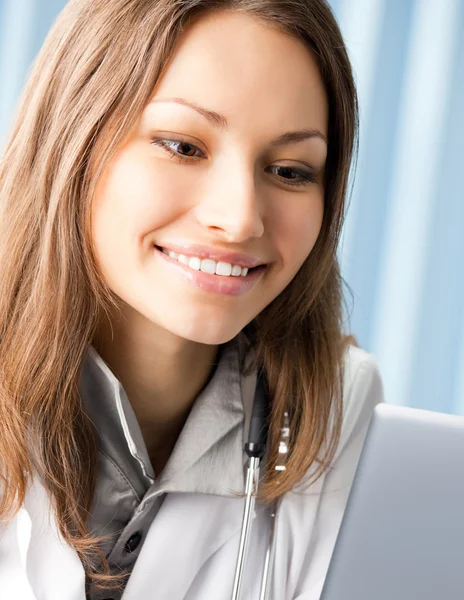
left=194, top=162, right=265, bottom=242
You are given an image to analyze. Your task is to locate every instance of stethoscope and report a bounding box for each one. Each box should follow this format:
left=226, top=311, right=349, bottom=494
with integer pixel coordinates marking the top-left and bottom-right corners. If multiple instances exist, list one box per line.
left=231, top=372, right=290, bottom=600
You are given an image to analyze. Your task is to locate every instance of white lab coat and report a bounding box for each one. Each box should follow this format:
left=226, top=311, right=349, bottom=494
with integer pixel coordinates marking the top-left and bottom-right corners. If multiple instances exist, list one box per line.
left=0, top=346, right=383, bottom=599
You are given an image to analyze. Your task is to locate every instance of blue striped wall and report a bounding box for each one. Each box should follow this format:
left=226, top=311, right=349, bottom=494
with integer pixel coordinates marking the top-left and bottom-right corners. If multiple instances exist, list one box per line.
left=1, top=0, right=464, bottom=415
left=332, top=0, right=464, bottom=414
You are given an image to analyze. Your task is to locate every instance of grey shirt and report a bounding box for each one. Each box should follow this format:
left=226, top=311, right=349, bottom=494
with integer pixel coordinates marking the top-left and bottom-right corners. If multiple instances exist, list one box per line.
left=79, top=333, right=257, bottom=600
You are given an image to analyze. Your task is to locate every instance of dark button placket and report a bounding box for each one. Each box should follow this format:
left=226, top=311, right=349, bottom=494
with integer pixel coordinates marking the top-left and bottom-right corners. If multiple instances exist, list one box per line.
left=124, top=531, right=142, bottom=553
left=86, top=494, right=165, bottom=600
left=107, top=494, right=162, bottom=564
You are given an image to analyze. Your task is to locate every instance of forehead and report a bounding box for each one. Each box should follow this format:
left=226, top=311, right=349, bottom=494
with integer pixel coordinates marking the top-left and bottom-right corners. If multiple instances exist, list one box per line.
left=149, top=10, right=328, bottom=139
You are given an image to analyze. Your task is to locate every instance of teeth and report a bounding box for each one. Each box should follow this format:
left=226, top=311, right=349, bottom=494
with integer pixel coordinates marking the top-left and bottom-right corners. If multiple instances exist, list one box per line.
left=216, top=261, right=232, bottom=276
left=188, top=256, right=201, bottom=271
left=200, top=259, right=216, bottom=275
left=161, top=247, right=252, bottom=277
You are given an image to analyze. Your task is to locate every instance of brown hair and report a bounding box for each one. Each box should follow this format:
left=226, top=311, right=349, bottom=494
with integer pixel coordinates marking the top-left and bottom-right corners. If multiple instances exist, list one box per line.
left=0, top=0, right=358, bottom=592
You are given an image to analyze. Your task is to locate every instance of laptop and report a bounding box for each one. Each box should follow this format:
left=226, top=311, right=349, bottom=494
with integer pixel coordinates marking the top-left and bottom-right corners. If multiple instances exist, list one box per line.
left=320, top=403, right=464, bottom=599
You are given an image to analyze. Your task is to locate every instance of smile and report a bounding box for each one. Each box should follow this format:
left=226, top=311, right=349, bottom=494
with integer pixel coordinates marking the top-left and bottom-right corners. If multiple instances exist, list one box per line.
left=153, top=245, right=267, bottom=296
left=158, top=247, right=251, bottom=277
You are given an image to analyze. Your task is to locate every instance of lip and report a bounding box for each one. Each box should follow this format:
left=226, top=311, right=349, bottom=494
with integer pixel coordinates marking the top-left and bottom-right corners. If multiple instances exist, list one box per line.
left=154, top=245, right=267, bottom=296
left=154, top=243, right=265, bottom=269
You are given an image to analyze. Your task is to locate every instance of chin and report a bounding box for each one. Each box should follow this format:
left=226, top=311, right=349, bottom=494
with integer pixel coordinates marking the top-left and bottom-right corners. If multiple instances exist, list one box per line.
left=167, top=318, right=246, bottom=346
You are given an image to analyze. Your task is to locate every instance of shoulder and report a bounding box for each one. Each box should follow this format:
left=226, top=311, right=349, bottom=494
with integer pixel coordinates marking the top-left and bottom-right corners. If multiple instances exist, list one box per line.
left=273, top=345, right=385, bottom=595
left=342, top=343, right=383, bottom=397
left=293, top=343, right=384, bottom=491
left=337, top=344, right=384, bottom=459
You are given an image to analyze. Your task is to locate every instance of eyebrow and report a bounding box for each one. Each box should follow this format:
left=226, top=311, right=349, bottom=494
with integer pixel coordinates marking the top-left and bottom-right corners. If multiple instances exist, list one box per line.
left=149, top=97, right=327, bottom=146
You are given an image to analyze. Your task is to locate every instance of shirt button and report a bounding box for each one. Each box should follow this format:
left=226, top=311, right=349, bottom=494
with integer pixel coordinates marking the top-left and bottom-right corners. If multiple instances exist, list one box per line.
left=124, top=532, right=142, bottom=553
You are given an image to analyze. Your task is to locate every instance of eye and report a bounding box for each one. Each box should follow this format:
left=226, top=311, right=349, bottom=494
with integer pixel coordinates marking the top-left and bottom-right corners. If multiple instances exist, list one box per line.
left=265, top=165, right=316, bottom=188
left=151, top=137, right=317, bottom=187
left=151, top=138, right=204, bottom=163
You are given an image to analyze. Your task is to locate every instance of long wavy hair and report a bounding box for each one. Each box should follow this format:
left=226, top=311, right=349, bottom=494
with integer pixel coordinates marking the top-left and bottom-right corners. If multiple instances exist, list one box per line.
left=0, top=0, right=358, bottom=592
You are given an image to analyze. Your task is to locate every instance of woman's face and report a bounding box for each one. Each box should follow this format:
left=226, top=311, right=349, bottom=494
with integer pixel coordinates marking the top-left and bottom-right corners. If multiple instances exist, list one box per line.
left=91, top=10, right=328, bottom=345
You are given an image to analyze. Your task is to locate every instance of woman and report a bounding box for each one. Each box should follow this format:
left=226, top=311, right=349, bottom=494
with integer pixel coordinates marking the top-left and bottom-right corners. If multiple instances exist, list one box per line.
left=0, top=0, right=384, bottom=598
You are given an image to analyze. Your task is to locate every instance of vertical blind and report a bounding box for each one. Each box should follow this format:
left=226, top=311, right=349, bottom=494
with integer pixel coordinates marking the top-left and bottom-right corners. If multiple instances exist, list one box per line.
left=332, top=0, right=464, bottom=414
left=1, top=0, right=463, bottom=414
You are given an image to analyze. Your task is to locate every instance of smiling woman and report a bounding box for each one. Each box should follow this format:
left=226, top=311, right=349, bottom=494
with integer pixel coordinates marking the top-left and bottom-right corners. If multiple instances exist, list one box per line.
left=0, top=1, right=383, bottom=599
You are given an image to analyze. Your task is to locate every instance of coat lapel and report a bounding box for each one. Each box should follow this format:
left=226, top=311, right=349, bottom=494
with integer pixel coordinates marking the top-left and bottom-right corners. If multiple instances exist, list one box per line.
left=22, top=475, right=86, bottom=600
left=122, top=492, right=255, bottom=599
left=14, top=480, right=258, bottom=600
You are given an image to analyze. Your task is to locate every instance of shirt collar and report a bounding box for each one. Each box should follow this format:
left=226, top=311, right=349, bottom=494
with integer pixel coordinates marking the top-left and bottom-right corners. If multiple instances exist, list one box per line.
left=79, top=332, right=257, bottom=497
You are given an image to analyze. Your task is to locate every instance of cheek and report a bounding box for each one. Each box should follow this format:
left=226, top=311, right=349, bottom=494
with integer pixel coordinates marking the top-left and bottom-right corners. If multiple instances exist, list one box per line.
left=270, top=191, right=324, bottom=270
left=91, top=146, right=190, bottom=252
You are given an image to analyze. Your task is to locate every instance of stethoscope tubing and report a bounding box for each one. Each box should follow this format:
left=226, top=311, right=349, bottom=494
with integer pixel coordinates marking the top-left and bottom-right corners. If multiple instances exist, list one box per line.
left=259, top=500, right=278, bottom=600
left=232, top=371, right=273, bottom=600
left=231, top=457, right=278, bottom=600
left=231, top=456, right=262, bottom=599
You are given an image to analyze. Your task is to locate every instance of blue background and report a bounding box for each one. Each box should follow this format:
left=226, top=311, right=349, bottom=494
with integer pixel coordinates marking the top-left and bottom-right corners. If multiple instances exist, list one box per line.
left=1, top=0, right=463, bottom=414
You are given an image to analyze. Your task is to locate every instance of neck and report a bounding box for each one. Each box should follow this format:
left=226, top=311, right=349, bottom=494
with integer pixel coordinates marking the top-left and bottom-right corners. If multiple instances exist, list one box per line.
left=92, top=304, right=220, bottom=475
